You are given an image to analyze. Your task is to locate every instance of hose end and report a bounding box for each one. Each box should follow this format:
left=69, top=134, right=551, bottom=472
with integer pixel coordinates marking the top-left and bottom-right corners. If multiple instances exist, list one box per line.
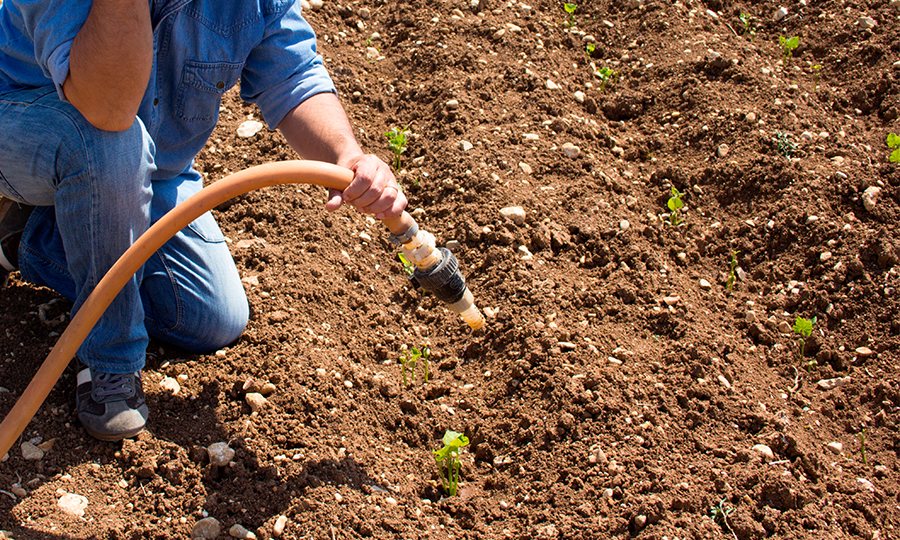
left=446, top=288, right=486, bottom=330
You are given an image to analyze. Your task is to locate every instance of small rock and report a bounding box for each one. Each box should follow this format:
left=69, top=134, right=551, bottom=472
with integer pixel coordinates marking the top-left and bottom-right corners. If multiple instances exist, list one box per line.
left=561, top=142, right=581, bottom=159
left=229, top=524, right=257, bottom=539
left=366, top=47, right=379, bottom=61
left=699, top=278, right=712, bottom=290
left=573, top=90, right=585, bottom=103
left=460, top=140, right=473, bottom=151
left=820, top=251, right=833, bottom=262
left=859, top=16, right=877, bottom=29
left=777, top=321, right=792, bottom=334
left=517, top=245, right=534, bottom=259
left=602, top=488, right=614, bottom=498
left=857, top=478, right=875, bottom=492
left=445, top=99, right=459, bottom=110
left=192, top=517, right=222, bottom=539
left=57, top=492, right=89, bottom=517
left=236, top=120, right=263, bottom=138
left=619, top=220, right=630, bottom=231
left=663, top=295, right=680, bottom=306
left=634, top=514, right=648, bottom=530
left=21, top=441, right=43, bottom=460
left=500, top=206, right=526, bottom=225
left=826, top=442, right=843, bottom=454
left=752, top=444, right=775, bottom=461
left=716, top=144, right=729, bottom=158
left=159, top=376, right=181, bottom=394
left=855, top=346, right=875, bottom=358
left=745, top=112, right=757, bottom=123
left=817, top=377, right=851, bottom=390
left=862, top=186, right=881, bottom=211
left=546, top=79, right=560, bottom=90
left=385, top=497, right=398, bottom=506
left=245, top=392, right=267, bottom=413
left=273, top=515, right=288, bottom=537
left=774, top=6, right=788, bottom=21
left=717, top=375, right=732, bottom=390
left=207, top=442, right=235, bottom=467
left=875, top=465, right=889, bottom=478
left=10, top=484, right=26, bottom=498
left=518, top=162, right=533, bottom=174
left=445, top=240, right=461, bottom=251
left=307, top=0, right=324, bottom=9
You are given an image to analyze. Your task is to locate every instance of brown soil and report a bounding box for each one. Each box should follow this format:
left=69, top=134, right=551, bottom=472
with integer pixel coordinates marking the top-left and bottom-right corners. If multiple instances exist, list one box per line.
left=3, top=0, right=900, bottom=538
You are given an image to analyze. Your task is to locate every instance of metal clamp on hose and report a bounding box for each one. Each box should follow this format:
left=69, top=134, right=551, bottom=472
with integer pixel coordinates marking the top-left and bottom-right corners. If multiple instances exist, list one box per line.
left=388, top=221, right=418, bottom=246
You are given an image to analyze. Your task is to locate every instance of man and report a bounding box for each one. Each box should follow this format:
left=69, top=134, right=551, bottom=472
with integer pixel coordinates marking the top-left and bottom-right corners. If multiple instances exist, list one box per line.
left=0, top=0, right=406, bottom=441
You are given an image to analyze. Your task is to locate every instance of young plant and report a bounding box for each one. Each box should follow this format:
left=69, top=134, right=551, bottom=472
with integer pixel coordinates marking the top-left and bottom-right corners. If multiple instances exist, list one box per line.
left=433, top=430, right=469, bottom=497
left=585, top=43, right=596, bottom=62
left=739, top=13, right=756, bottom=40
left=779, top=36, right=799, bottom=64
left=857, top=426, right=867, bottom=466
left=667, top=186, right=684, bottom=226
left=792, top=316, right=817, bottom=371
left=774, top=131, right=798, bottom=159
left=398, top=252, right=415, bottom=276
left=812, top=64, right=822, bottom=91
left=726, top=250, right=740, bottom=292
left=595, top=66, right=619, bottom=92
left=888, top=133, right=900, bottom=163
left=399, top=343, right=430, bottom=386
left=384, top=126, right=410, bottom=170
left=710, top=499, right=738, bottom=540
left=563, top=2, right=577, bottom=27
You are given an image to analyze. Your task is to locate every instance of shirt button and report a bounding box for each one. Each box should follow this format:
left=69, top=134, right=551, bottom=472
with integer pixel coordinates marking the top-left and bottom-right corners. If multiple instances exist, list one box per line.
left=153, top=98, right=159, bottom=106
left=216, top=82, right=225, bottom=89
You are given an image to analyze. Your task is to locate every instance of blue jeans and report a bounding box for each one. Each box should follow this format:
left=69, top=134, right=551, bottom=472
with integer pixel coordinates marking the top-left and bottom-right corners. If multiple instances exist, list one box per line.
left=0, top=87, right=249, bottom=373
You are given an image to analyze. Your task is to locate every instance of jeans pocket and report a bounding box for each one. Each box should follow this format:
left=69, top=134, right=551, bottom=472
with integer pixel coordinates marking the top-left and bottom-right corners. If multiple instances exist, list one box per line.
left=175, top=61, right=243, bottom=122
left=187, top=211, right=226, bottom=243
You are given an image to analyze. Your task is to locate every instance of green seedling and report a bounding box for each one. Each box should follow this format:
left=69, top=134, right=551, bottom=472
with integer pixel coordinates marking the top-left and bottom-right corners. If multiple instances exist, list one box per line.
left=595, top=66, right=619, bottom=92
left=433, top=430, right=469, bottom=497
left=399, top=343, right=430, bottom=386
left=398, top=252, right=415, bottom=276
left=812, top=64, right=822, bottom=91
left=586, top=43, right=595, bottom=62
left=888, top=133, right=900, bottom=163
left=774, top=131, right=798, bottom=159
left=779, top=36, right=799, bottom=64
left=793, top=316, right=817, bottom=371
left=667, top=187, right=684, bottom=226
left=710, top=499, right=738, bottom=540
left=726, top=250, right=740, bottom=292
left=858, top=426, right=867, bottom=466
left=384, top=126, right=410, bottom=170
left=563, top=3, right=577, bottom=27
left=739, top=13, right=756, bottom=40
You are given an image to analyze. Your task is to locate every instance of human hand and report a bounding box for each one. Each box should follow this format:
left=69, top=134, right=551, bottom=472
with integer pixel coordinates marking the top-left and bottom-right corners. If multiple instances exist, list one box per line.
left=327, top=154, right=407, bottom=219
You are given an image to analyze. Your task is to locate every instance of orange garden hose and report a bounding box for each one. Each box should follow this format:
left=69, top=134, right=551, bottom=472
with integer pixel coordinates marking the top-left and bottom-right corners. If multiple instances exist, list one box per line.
left=0, top=160, right=483, bottom=458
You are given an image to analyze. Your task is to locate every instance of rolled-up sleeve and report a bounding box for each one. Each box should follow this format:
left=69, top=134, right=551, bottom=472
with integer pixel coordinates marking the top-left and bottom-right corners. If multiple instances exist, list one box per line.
left=11, top=0, right=91, bottom=100
left=239, top=1, right=335, bottom=130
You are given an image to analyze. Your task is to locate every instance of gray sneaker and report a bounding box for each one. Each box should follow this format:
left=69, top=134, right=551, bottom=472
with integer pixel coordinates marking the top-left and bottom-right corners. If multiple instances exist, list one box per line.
left=0, top=196, right=34, bottom=273
left=76, top=360, right=149, bottom=441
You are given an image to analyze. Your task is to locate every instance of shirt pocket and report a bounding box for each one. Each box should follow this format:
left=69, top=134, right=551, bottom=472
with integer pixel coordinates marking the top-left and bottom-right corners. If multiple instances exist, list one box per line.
left=175, top=61, right=243, bottom=122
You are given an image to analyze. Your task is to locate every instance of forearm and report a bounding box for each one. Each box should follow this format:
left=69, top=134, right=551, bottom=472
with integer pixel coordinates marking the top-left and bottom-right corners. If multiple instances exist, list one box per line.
left=62, top=0, right=153, bottom=131
left=277, top=92, right=365, bottom=166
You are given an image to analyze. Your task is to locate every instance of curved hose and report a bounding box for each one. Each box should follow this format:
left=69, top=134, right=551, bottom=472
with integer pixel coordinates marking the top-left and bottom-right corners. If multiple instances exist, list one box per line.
left=0, top=160, right=482, bottom=458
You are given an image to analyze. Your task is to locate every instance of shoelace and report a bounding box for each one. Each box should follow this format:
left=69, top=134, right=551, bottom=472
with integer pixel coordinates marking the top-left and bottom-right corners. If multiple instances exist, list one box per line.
left=92, top=372, right=136, bottom=401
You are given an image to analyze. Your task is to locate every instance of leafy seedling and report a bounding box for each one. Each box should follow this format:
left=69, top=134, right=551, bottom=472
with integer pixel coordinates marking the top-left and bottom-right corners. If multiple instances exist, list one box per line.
left=779, top=36, right=799, bottom=64
left=812, top=64, right=821, bottom=91
left=384, top=126, right=410, bottom=170
left=595, top=66, right=619, bottom=92
left=667, top=187, right=685, bottom=226
left=399, top=343, right=430, bottom=386
left=726, top=250, right=740, bottom=292
left=398, top=252, right=415, bottom=276
left=793, top=316, right=817, bottom=371
left=563, top=3, right=577, bottom=27
left=710, top=499, right=738, bottom=540
left=888, top=133, right=900, bottom=163
left=739, top=13, right=756, bottom=40
left=774, top=131, right=798, bottom=159
left=433, top=430, right=469, bottom=497
left=586, top=43, right=595, bottom=62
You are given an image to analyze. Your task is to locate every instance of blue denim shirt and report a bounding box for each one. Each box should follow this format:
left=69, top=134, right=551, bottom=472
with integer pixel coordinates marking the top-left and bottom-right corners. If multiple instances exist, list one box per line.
left=0, top=0, right=335, bottom=179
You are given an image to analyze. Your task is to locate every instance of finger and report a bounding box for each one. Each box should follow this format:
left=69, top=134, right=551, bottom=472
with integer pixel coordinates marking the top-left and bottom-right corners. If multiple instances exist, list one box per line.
left=372, top=185, right=408, bottom=219
left=324, top=188, right=344, bottom=212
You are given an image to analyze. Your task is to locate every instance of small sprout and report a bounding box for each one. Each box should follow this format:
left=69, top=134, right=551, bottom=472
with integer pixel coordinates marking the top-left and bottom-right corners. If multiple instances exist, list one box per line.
left=739, top=13, right=756, bottom=40
left=812, top=64, right=822, bottom=91
left=399, top=344, right=430, bottom=386
left=792, top=316, right=817, bottom=371
left=887, top=133, right=900, bottom=163
left=586, top=42, right=596, bottom=62
left=384, top=126, right=411, bottom=170
left=563, top=2, right=577, bottom=27
left=779, top=36, right=799, bottom=64
left=667, top=187, right=684, bottom=226
left=398, top=252, right=415, bottom=276
left=726, top=250, right=740, bottom=292
left=595, top=66, right=619, bottom=92
left=774, top=130, right=798, bottom=159
left=710, top=499, right=738, bottom=539
left=433, top=430, right=469, bottom=497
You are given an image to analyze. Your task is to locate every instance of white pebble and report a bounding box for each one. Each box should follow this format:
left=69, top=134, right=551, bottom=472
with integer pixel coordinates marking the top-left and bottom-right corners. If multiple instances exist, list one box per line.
left=862, top=186, right=881, bottom=212
left=273, top=515, right=288, bottom=537
left=545, top=80, right=560, bottom=90
left=159, top=376, right=181, bottom=394
left=619, top=220, right=630, bottom=231
left=663, top=295, right=680, bottom=306
left=208, top=442, right=235, bottom=467
left=460, top=140, right=473, bottom=151
left=500, top=206, right=526, bottom=225
left=699, top=279, right=712, bottom=290
left=229, top=524, right=257, bottom=539
left=561, top=142, right=581, bottom=159
left=752, top=444, right=775, bottom=461
left=21, top=441, right=43, bottom=460
left=573, top=91, right=585, bottom=103
left=774, top=7, right=788, bottom=21
left=717, top=375, right=732, bottom=390
left=236, top=120, right=263, bottom=138
left=245, top=392, right=267, bottom=413
left=826, top=442, right=843, bottom=454
left=518, top=162, right=533, bottom=174
left=57, top=492, right=89, bottom=517
left=193, top=518, right=222, bottom=539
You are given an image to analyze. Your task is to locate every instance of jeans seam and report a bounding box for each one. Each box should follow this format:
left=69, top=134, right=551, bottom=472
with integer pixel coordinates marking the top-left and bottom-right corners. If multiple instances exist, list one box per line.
left=146, top=250, right=186, bottom=337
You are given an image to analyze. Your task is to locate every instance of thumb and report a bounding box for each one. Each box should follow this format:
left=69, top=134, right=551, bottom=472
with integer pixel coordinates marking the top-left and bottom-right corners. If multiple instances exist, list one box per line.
left=325, top=188, right=343, bottom=212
